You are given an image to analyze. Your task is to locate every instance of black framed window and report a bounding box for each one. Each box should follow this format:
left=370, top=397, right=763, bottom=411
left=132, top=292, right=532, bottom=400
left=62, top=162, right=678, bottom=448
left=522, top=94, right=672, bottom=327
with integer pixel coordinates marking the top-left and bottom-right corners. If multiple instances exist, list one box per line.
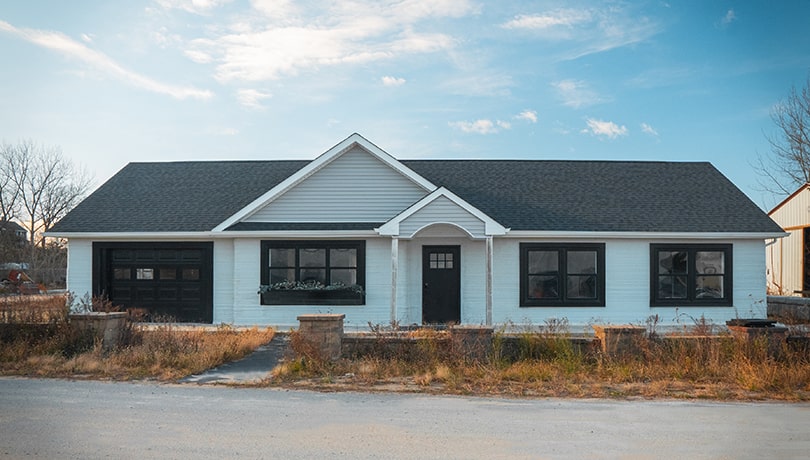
left=520, top=243, right=605, bottom=307
left=650, top=244, right=732, bottom=306
left=260, top=241, right=365, bottom=306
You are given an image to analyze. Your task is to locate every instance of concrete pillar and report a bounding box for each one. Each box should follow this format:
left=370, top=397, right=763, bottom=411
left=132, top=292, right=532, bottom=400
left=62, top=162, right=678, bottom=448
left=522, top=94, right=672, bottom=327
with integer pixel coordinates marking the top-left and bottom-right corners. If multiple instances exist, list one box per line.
left=297, top=314, right=345, bottom=361
left=69, top=312, right=128, bottom=352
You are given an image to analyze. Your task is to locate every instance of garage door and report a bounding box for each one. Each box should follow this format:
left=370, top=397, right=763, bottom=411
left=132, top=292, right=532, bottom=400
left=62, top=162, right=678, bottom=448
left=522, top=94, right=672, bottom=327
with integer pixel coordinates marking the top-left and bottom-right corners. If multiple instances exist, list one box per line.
left=93, top=242, right=213, bottom=323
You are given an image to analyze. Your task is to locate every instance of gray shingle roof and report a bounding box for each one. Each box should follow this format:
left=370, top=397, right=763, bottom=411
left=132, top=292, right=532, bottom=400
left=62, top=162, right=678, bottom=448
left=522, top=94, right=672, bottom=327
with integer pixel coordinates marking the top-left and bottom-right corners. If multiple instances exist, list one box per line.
left=50, top=161, right=307, bottom=233
left=49, top=159, right=782, bottom=234
left=403, top=160, right=782, bottom=233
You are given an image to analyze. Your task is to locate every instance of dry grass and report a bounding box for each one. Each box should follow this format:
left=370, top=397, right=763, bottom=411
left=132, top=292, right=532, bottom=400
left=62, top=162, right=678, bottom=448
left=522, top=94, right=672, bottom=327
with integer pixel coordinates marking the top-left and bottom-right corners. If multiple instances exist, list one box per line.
left=1, top=323, right=275, bottom=380
left=3, top=296, right=809, bottom=400
left=0, top=294, right=67, bottom=323
left=272, top=325, right=810, bottom=401
left=0, top=295, right=275, bottom=381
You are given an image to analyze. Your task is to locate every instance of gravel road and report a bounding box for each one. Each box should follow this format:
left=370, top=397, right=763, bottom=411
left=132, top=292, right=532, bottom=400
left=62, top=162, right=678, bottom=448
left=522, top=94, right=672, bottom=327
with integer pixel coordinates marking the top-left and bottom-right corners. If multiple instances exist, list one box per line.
left=1, top=377, right=808, bottom=459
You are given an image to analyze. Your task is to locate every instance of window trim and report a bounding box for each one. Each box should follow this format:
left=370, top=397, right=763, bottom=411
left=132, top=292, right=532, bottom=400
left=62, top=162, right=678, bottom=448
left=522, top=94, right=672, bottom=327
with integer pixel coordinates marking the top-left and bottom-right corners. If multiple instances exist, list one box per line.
left=519, top=243, right=606, bottom=307
left=649, top=244, right=733, bottom=307
left=260, top=240, right=366, bottom=306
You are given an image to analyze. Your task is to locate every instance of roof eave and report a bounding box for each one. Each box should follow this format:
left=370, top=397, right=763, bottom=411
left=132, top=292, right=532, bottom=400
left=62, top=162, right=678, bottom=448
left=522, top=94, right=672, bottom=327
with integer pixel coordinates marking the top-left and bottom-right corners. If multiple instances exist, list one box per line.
left=503, top=230, right=788, bottom=240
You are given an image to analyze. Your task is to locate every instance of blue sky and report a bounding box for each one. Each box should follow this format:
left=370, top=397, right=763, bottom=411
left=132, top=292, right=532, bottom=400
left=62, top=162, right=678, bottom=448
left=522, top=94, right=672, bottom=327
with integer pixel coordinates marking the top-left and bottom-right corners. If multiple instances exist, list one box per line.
left=1, top=1, right=809, bottom=210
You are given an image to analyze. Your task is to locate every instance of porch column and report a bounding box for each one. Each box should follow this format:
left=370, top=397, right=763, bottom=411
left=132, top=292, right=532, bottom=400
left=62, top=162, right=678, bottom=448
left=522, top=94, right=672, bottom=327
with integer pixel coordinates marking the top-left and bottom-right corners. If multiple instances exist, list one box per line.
left=485, top=235, right=493, bottom=326
left=390, top=237, right=399, bottom=325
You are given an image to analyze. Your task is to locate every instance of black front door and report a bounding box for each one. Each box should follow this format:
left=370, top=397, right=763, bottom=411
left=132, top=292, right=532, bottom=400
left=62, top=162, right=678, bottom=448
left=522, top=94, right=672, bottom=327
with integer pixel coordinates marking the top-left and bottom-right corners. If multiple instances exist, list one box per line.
left=422, top=245, right=461, bottom=324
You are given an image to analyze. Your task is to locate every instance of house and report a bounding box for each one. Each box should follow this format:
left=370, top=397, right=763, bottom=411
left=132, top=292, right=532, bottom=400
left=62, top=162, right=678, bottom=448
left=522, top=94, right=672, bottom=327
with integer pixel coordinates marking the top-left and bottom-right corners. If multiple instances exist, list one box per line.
left=0, top=220, right=27, bottom=243
left=47, top=133, right=784, bottom=328
left=765, top=183, right=810, bottom=296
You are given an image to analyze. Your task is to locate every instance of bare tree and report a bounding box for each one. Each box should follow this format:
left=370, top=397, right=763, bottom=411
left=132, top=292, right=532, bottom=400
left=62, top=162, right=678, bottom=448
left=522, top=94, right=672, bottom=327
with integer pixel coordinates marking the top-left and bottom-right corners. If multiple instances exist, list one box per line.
left=4, top=140, right=92, bottom=246
left=0, top=142, right=24, bottom=222
left=754, top=74, right=810, bottom=196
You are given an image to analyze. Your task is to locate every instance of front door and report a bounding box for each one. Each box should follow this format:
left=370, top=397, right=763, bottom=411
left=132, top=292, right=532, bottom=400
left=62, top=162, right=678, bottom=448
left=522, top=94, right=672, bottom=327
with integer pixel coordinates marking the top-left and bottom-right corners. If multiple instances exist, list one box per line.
left=422, top=245, right=461, bottom=324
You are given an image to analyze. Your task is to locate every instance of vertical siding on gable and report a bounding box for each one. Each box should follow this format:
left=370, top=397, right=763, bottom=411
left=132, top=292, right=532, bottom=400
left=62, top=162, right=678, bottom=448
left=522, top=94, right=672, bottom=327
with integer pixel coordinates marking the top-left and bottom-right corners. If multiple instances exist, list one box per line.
left=66, top=239, right=93, bottom=300
left=245, top=147, right=427, bottom=223
left=770, top=187, right=810, bottom=229
left=399, top=196, right=486, bottom=238
left=767, top=230, right=801, bottom=295
left=768, top=189, right=806, bottom=296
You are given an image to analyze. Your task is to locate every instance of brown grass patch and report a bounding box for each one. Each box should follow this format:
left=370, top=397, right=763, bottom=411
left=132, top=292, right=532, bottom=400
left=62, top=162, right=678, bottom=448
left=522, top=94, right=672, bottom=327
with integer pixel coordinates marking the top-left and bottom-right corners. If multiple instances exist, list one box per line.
left=271, top=327, right=810, bottom=401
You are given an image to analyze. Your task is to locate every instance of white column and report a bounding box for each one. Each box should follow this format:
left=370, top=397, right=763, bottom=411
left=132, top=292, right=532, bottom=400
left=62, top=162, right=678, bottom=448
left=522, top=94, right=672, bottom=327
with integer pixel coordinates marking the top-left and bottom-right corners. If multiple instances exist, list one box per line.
left=486, top=235, right=493, bottom=326
left=390, top=237, right=399, bottom=326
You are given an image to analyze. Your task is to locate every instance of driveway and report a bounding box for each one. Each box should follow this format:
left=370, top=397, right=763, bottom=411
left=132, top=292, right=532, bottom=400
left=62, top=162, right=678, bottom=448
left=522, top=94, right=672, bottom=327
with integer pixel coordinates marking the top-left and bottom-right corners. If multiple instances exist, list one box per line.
left=1, top=377, right=808, bottom=459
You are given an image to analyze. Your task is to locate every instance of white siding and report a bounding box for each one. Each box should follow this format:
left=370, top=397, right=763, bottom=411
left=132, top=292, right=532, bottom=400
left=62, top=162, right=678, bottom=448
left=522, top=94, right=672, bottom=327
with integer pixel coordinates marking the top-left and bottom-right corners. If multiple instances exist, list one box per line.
left=491, top=239, right=768, bottom=329
left=66, top=239, right=93, bottom=299
left=228, top=237, right=393, bottom=329
left=401, top=237, right=487, bottom=325
left=212, top=239, right=234, bottom=323
left=232, top=239, right=261, bottom=324
left=399, top=196, right=486, bottom=238
left=69, top=235, right=768, bottom=328
left=245, top=147, right=427, bottom=223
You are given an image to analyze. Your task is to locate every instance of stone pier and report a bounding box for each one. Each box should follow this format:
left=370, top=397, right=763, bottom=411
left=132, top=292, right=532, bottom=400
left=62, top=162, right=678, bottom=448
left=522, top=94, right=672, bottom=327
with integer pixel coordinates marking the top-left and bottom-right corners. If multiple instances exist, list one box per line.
left=296, top=314, right=345, bottom=361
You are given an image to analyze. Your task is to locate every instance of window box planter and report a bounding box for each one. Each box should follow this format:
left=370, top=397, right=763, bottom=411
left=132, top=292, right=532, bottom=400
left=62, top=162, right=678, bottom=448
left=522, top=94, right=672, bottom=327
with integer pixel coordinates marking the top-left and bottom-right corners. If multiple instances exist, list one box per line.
left=261, top=289, right=364, bottom=306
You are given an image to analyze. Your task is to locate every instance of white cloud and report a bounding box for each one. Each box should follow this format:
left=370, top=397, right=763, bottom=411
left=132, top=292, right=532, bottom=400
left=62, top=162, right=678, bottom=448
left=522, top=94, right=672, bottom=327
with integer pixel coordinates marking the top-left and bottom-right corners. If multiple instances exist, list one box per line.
left=501, top=9, right=592, bottom=30
left=0, top=20, right=213, bottom=100
left=450, top=119, right=511, bottom=134
left=236, top=88, right=272, bottom=109
left=582, top=118, right=627, bottom=139
left=720, top=9, right=736, bottom=27
left=181, top=1, right=475, bottom=82
left=80, top=33, right=94, bottom=43
left=184, top=49, right=214, bottom=63
left=381, top=76, right=406, bottom=86
left=640, top=122, right=658, bottom=136
left=501, top=6, right=661, bottom=60
left=515, top=110, right=538, bottom=123
left=552, top=80, right=606, bottom=108
left=442, top=74, right=513, bottom=97
left=217, top=127, right=239, bottom=135
left=154, top=0, right=234, bottom=15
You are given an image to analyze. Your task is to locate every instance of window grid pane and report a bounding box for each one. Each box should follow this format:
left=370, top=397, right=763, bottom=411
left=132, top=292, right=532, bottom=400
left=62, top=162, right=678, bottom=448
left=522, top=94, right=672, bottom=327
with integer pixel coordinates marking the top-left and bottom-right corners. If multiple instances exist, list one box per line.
left=652, top=245, right=731, bottom=305
left=521, top=244, right=604, bottom=307
left=528, top=275, right=559, bottom=299
left=429, top=252, right=454, bottom=270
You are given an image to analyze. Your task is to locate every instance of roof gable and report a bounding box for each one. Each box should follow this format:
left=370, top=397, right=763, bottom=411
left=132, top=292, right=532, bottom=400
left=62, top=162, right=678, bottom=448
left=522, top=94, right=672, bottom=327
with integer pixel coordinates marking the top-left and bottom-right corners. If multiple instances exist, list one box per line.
left=768, top=183, right=810, bottom=228
left=213, top=133, right=435, bottom=231
left=377, top=187, right=508, bottom=238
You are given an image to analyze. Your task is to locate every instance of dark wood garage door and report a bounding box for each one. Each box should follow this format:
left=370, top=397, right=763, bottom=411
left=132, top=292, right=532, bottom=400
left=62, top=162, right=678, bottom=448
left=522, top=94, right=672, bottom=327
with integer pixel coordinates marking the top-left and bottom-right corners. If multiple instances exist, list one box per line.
left=93, top=242, right=213, bottom=323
